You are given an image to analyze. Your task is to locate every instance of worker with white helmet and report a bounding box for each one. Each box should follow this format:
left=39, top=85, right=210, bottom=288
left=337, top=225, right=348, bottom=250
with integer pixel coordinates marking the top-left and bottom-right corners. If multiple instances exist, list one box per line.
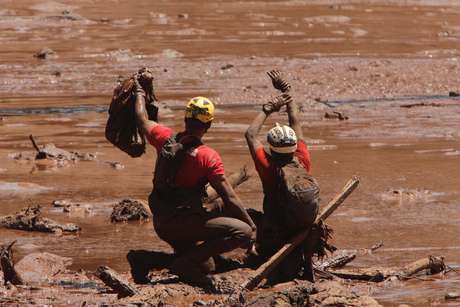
left=133, top=78, right=256, bottom=288
left=245, top=71, right=319, bottom=283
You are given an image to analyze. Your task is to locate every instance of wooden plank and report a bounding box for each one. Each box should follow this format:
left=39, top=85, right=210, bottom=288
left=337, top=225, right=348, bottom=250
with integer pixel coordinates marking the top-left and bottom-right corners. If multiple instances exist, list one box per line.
left=95, top=266, right=138, bottom=298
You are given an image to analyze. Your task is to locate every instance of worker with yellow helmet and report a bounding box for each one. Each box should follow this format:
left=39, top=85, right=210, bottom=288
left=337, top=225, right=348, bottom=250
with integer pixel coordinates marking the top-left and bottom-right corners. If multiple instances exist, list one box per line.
left=132, top=78, right=256, bottom=288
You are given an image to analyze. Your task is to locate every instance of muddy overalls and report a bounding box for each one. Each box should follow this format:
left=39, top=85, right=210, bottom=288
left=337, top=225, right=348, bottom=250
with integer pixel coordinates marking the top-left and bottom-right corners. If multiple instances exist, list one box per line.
left=148, top=134, right=252, bottom=271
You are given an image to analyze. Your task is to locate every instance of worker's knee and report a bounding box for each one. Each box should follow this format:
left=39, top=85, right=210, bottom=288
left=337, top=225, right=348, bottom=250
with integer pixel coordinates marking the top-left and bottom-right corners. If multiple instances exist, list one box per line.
left=231, top=221, right=253, bottom=245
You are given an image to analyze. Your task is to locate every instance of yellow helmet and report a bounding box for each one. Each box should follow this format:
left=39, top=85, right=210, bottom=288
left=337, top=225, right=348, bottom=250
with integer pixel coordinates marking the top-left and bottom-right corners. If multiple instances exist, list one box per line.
left=185, top=96, right=215, bottom=123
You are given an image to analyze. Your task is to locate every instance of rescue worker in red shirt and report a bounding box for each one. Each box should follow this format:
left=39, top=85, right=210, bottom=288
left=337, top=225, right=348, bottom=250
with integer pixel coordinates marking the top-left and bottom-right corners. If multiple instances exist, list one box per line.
left=133, top=78, right=257, bottom=287
left=245, top=92, right=319, bottom=282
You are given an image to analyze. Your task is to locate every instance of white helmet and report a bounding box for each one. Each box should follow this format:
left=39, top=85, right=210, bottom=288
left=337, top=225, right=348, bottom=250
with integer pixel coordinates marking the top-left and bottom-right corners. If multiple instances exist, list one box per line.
left=267, top=123, right=297, bottom=154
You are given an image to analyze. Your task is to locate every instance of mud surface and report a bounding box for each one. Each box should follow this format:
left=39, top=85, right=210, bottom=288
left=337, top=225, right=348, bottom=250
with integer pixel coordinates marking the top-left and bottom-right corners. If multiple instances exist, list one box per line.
left=1, top=0, right=460, bottom=306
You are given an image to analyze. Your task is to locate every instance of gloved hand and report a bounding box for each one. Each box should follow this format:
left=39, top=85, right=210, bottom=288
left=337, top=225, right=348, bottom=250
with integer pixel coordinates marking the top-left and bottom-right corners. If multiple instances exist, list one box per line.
left=262, top=93, right=292, bottom=115
left=133, top=74, right=146, bottom=97
left=267, top=69, right=291, bottom=93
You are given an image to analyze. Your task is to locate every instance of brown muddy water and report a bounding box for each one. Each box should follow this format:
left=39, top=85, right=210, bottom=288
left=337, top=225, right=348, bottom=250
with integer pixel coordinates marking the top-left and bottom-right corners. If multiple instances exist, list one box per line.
left=2, top=0, right=460, bottom=306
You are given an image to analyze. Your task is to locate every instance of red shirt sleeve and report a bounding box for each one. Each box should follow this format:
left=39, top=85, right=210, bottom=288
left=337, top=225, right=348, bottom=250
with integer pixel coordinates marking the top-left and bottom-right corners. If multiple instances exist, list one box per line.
left=295, top=140, right=311, bottom=173
left=146, top=124, right=173, bottom=152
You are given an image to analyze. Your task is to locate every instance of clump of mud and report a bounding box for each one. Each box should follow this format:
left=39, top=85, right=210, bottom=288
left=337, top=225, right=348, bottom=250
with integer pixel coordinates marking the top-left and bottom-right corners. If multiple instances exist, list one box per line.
left=0, top=205, right=80, bottom=233
left=111, top=199, right=151, bottom=223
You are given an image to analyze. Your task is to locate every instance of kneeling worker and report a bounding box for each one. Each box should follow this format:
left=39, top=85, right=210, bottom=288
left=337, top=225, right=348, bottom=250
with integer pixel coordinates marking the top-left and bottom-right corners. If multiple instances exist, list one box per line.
left=133, top=77, right=256, bottom=286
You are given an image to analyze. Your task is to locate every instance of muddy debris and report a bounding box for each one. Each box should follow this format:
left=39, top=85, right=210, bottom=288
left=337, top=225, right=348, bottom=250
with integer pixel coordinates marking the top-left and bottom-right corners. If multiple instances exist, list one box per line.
left=1, top=241, right=24, bottom=285
left=105, top=160, right=125, bottom=170
left=324, top=111, right=349, bottom=120
left=33, top=47, right=56, bottom=60
left=96, top=265, right=138, bottom=298
left=400, top=102, right=443, bottom=108
left=0, top=205, right=81, bottom=233
left=177, top=13, right=189, bottom=19
left=111, top=199, right=151, bottom=223
left=445, top=292, right=460, bottom=300
left=221, top=64, right=234, bottom=70
left=11, top=135, right=97, bottom=165
left=52, top=200, right=92, bottom=215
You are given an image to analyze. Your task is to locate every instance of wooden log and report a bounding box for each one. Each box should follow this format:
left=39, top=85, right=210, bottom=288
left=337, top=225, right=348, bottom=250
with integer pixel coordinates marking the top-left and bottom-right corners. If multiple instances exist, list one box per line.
left=0, top=241, right=24, bottom=285
left=329, top=268, right=385, bottom=282
left=95, top=266, right=138, bottom=298
left=398, top=256, right=445, bottom=278
left=317, top=253, right=356, bottom=271
left=241, top=176, right=360, bottom=291
left=205, top=165, right=250, bottom=203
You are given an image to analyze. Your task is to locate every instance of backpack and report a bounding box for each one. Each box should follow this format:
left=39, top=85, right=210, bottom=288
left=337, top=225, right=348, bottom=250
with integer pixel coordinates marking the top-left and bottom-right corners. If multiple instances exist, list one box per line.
left=153, top=134, right=200, bottom=189
left=277, top=159, right=320, bottom=230
left=105, top=68, right=158, bottom=157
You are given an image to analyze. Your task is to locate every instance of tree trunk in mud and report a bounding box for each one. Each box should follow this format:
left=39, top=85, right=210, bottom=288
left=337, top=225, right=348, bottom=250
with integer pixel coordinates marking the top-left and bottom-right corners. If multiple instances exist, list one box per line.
left=95, top=266, right=138, bottom=298
left=0, top=241, right=24, bottom=285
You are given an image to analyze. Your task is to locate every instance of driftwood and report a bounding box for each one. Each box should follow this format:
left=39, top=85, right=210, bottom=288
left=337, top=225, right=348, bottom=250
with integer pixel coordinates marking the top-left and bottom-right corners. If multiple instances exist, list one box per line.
left=397, top=256, right=445, bottom=279
left=328, top=256, right=446, bottom=282
left=95, top=266, right=138, bottom=298
left=240, top=176, right=360, bottom=291
left=317, top=253, right=357, bottom=271
left=0, top=205, right=80, bottom=233
left=0, top=241, right=24, bottom=285
left=329, top=268, right=385, bottom=282
left=205, top=165, right=250, bottom=203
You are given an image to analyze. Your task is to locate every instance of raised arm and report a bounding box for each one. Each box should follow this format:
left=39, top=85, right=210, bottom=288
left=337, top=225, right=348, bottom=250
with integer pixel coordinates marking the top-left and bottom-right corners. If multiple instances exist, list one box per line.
left=245, top=112, right=267, bottom=160
left=286, top=98, right=304, bottom=141
left=134, top=77, right=158, bottom=136
left=245, top=94, right=292, bottom=160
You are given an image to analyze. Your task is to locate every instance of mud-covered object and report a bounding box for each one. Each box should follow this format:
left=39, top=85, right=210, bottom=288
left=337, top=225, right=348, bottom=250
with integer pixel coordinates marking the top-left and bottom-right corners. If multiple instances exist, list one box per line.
left=278, top=160, right=320, bottom=230
left=0, top=205, right=80, bottom=233
left=105, top=67, right=159, bottom=157
left=111, top=199, right=151, bottom=222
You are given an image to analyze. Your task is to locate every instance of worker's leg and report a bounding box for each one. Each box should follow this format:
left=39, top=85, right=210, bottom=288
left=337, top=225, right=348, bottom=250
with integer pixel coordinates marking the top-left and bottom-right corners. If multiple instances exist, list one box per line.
left=153, top=211, right=252, bottom=285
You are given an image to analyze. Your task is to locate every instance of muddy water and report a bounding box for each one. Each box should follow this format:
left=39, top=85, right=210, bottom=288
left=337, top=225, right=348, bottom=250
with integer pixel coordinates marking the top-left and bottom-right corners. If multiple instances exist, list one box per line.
left=2, top=0, right=460, bottom=306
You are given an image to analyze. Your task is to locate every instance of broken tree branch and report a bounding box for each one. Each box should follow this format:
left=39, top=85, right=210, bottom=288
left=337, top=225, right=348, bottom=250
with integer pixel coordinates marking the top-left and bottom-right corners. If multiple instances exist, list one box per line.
left=317, top=253, right=357, bottom=271
left=0, top=241, right=24, bottom=285
left=95, top=266, right=138, bottom=298
left=329, top=268, right=385, bottom=282
left=398, top=256, right=445, bottom=279
left=241, top=176, right=360, bottom=291
left=205, top=165, right=250, bottom=203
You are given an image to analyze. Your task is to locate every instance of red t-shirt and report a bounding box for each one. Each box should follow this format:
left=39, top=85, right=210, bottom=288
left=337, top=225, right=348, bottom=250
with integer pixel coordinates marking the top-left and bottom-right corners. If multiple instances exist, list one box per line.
left=146, top=124, right=225, bottom=188
left=253, top=140, right=311, bottom=193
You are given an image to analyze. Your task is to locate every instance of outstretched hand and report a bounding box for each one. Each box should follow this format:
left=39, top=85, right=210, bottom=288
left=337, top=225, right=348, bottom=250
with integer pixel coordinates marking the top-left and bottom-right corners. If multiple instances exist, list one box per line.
left=267, top=69, right=291, bottom=93
left=262, top=93, right=292, bottom=114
